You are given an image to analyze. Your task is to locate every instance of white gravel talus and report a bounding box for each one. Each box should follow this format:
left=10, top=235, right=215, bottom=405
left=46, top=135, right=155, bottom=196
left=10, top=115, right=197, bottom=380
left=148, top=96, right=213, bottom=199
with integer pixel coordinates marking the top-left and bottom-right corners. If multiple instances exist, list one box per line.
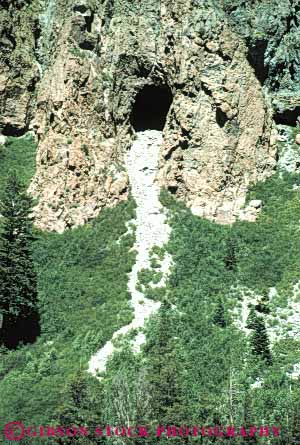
left=88, top=130, right=172, bottom=377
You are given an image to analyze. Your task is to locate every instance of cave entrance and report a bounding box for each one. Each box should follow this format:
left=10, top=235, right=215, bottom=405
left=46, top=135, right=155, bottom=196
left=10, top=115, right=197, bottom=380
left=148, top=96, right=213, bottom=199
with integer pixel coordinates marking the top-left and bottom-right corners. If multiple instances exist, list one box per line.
left=131, top=85, right=173, bottom=131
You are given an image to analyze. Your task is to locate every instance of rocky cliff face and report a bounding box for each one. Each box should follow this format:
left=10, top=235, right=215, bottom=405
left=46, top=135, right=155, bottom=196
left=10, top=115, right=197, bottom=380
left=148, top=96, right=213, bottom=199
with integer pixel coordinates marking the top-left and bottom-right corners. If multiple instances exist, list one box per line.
left=0, top=0, right=278, bottom=231
left=0, top=1, right=40, bottom=136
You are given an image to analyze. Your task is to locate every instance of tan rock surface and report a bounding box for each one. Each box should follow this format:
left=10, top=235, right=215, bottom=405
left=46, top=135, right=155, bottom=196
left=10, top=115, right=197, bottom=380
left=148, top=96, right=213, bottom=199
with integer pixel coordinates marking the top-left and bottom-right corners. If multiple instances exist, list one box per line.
left=1, top=1, right=277, bottom=230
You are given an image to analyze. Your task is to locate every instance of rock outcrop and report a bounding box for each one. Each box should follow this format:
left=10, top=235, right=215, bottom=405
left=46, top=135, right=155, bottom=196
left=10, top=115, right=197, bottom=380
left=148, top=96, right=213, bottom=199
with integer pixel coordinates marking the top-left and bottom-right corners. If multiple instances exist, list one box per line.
left=0, top=1, right=40, bottom=136
left=1, top=0, right=278, bottom=230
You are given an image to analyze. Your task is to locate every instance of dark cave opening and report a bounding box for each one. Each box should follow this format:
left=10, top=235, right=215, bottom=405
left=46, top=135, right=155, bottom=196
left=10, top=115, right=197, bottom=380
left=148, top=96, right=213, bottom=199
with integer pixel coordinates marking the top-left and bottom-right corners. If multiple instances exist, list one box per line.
left=168, top=185, right=179, bottom=194
left=274, top=107, right=300, bottom=126
left=0, top=313, right=40, bottom=349
left=130, top=85, right=173, bottom=131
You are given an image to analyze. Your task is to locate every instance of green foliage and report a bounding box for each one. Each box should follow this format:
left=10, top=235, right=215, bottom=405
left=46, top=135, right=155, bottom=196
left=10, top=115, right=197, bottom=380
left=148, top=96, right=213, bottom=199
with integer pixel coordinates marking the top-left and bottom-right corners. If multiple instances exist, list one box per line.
left=154, top=173, right=300, bottom=439
left=1, top=130, right=300, bottom=441
left=0, top=172, right=37, bottom=319
left=236, top=172, right=300, bottom=294
left=143, top=302, right=184, bottom=426
left=161, top=171, right=300, bottom=314
left=138, top=268, right=163, bottom=288
left=247, top=306, right=272, bottom=364
left=55, top=371, right=104, bottom=445
left=35, top=201, right=136, bottom=342
left=0, top=134, right=37, bottom=190
left=0, top=199, right=136, bottom=429
left=160, top=190, right=233, bottom=303
left=224, top=231, right=238, bottom=272
left=213, top=298, right=227, bottom=327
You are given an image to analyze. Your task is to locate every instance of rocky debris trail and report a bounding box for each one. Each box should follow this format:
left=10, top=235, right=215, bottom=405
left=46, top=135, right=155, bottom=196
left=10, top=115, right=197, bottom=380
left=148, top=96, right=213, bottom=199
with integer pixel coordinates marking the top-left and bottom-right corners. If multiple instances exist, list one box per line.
left=88, top=130, right=172, bottom=377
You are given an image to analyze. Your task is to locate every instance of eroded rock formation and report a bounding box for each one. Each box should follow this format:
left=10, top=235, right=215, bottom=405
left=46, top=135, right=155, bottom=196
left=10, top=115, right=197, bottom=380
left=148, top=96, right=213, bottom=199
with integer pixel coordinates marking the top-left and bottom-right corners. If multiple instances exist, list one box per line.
left=0, top=0, right=278, bottom=230
left=0, top=1, right=40, bottom=136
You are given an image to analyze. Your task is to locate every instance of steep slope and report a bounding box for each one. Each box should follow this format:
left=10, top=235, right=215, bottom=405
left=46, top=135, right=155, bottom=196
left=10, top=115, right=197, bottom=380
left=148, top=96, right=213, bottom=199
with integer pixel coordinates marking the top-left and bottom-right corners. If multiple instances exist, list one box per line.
left=1, top=1, right=300, bottom=441
left=89, top=130, right=172, bottom=376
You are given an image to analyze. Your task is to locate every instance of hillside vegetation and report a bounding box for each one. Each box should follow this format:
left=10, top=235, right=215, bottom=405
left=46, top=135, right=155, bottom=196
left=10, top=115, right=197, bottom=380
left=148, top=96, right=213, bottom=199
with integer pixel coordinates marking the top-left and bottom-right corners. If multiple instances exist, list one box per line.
left=100, top=171, right=300, bottom=444
left=1, top=134, right=300, bottom=443
left=0, top=136, right=136, bottom=438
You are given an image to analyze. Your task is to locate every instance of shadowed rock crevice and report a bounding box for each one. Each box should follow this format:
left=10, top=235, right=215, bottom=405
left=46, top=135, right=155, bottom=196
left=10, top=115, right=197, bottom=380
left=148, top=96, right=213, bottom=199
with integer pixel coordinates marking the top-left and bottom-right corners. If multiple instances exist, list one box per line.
left=274, top=107, right=300, bottom=126
left=0, top=32, right=16, bottom=52
left=216, top=107, right=229, bottom=128
left=73, top=4, right=89, bottom=14
left=247, top=40, right=269, bottom=85
left=2, top=125, right=28, bottom=137
left=79, top=39, right=95, bottom=51
left=131, top=85, right=173, bottom=132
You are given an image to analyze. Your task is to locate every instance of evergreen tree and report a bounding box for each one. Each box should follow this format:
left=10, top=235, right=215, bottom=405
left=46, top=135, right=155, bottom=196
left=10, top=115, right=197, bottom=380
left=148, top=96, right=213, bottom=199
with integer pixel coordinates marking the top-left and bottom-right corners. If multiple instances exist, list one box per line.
left=0, top=172, right=38, bottom=344
left=213, top=298, right=227, bottom=327
left=246, top=307, right=272, bottom=364
left=224, top=233, right=238, bottom=271
left=55, top=372, right=104, bottom=445
left=144, top=301, right=184, bottom=427
left=290, top=386, right=300, bottom=445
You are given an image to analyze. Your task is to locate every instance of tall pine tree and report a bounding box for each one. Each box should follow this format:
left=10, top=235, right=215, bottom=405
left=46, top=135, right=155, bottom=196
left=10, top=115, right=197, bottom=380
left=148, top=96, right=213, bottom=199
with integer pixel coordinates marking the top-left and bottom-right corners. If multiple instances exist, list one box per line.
left=246, top=306, right=272, bottom=365
left=0, top=172, right=38, bottom=347
left=144, top=301, right=185, bottom=429
left=213, top=298, right=227, bottom=327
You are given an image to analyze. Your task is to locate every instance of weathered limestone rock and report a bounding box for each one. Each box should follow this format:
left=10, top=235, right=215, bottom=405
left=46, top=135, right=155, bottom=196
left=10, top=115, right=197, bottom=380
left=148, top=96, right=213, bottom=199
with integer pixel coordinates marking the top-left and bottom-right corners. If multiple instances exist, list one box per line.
left=1, top=0, right=278, bottom=230
left=0, top=1, right=40, bottom=135
left=28, top=20, right=129, bottom=231
left=157, top=25, right=276, bottom=224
